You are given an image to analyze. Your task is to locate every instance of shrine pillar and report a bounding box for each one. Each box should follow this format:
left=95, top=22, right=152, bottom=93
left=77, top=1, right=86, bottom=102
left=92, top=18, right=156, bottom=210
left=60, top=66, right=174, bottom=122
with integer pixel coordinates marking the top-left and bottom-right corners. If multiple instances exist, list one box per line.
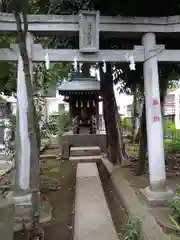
left=141, top=33, right=173, bottom=202
left=7, top=33, right=34, bottom=207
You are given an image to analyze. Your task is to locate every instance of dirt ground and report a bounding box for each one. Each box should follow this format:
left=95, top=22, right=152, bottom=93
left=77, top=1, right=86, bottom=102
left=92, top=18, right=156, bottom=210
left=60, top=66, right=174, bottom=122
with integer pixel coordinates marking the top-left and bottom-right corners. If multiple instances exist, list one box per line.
left=13, top=147, right=127, bottom=240
left=14, top=148, right=76, bottom=240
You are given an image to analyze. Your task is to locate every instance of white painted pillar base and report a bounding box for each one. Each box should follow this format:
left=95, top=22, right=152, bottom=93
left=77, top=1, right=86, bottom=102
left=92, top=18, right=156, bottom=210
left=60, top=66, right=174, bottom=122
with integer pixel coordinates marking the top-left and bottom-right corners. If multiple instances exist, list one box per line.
left=141, top=33, right=174, bottom=203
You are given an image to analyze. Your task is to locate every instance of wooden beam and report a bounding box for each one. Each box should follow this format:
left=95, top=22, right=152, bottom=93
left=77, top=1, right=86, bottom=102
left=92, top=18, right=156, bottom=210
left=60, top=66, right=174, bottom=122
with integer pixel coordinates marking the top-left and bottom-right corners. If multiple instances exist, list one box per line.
left=0, top=12, right=180, bottom=35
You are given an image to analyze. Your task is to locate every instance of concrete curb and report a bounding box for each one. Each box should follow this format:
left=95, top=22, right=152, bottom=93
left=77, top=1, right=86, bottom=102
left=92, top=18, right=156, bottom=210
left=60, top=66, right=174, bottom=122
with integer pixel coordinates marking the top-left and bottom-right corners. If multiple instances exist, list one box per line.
left=101, top=157, right=171, bottom=240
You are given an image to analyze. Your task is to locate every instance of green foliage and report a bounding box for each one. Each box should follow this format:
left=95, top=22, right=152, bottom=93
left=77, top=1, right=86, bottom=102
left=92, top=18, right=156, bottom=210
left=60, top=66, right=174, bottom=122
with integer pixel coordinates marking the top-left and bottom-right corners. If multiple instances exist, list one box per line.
left=124, top=217, right=141, bottom=240
left=121, top=117, right=132, bottom=133
left=0, top=36, right=17, bottom=95
left=164, top=120, right=180, bottom=143
left=56, top=111, right=72, bottom=137
left=166, top=142, right=180, bottom=154
left=34, top=62, right=72, bottom=98
left=169, top=187, right=180, bottom=233
left=40, top=111, right=71, bottom=140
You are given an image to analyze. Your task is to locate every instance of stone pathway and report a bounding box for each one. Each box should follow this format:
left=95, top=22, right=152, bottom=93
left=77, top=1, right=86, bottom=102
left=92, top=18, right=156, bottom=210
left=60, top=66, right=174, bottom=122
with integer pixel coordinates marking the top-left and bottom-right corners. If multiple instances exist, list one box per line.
left=71, top=146, right=119, bottom=240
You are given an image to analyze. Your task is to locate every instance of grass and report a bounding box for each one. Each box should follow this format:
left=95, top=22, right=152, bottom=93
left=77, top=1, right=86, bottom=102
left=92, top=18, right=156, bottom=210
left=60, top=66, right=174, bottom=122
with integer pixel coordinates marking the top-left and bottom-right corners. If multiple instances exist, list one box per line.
left=126, top=139, right=180, bottom=158
left=123, top=217, right=141, bottom=240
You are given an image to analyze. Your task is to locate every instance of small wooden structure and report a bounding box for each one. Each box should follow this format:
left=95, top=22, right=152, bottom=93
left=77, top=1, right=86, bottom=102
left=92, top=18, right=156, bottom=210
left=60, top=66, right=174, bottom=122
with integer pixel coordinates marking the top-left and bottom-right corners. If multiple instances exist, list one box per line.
left=59, top=73, right=101, bottom=134
left=58, top=73, right=106, bottom=159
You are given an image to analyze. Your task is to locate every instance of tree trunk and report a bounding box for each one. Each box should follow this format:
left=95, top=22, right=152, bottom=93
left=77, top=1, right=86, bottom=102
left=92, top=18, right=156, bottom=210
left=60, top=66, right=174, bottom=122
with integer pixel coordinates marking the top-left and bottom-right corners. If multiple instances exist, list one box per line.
left=99, top=63, right=121, bottom=163
left=81, top=63, right=91, bottom=76
left=132, top=86, right=141, bottom=143
left=102, top=95, right=109, bottom=147
left=132, top=86, right=137, bottom=138
left=136, top=101, right=147, bottom=175
left=14, top=8, right=40, bottom=229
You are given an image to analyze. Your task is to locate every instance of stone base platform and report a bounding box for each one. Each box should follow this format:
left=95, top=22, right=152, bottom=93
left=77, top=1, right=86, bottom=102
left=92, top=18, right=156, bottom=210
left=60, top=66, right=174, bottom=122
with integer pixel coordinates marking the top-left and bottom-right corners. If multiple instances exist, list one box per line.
left=61, top=131, right=106, bottom=159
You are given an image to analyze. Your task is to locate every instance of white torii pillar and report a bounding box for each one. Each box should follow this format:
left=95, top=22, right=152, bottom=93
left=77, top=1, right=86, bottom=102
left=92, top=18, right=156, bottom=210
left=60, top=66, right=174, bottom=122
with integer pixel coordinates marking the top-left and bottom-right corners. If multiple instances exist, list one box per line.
left=141, top=33, right=173, bottom=203
left=8, top=33, right=34, bottom=206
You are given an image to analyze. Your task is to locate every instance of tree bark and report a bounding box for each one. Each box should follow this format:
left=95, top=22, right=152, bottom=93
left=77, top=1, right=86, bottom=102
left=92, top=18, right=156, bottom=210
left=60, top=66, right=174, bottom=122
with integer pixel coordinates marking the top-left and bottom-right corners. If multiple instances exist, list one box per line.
left=132, top=88, right=140, bottom=143
left=136, top=101, right=147, bottom=175
left=99, top=63, right=121, bottom=163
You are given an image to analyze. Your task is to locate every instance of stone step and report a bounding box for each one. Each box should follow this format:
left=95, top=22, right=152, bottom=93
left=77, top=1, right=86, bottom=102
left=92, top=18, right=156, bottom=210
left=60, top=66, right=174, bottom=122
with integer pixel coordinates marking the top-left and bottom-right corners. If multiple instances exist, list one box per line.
left=40, top=154, right=57, bottom=159
left=69, top=155, right=101, bottom=163
left=70, top=146, right=101, bottom=157
left=74, top=163, right=119, bottom=240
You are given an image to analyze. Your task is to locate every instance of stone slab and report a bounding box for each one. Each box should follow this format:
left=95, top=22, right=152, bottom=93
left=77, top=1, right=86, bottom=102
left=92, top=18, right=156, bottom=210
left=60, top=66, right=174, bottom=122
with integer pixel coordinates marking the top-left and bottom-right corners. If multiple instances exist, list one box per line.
left=69, top=155, right=101, bottom=164
left=40, top=154, right=57, bottom=159
left=70, top=146, right=101, bottom=157
left=110, top=166, right=170, bottom=240
left=76, top=163, right=99, bottom=178
left=74, top=163, right=118, bottom=240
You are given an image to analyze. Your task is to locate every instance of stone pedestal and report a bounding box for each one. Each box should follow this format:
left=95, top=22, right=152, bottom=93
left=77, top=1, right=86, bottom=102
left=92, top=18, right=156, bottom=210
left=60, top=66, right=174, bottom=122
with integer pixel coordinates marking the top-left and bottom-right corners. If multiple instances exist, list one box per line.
left=142, top=33, right=174, bottom=203
left=141, top=186, right=173, bottom=206
left=0, top=197, right=14, bottom=240
left=7, top=191, right=52, bottom=231
left=7, top=192, right=32, bottom=223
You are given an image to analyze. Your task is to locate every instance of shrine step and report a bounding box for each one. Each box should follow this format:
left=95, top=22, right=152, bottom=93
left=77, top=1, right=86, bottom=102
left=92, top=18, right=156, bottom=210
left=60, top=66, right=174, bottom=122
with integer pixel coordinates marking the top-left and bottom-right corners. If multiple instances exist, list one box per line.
left=74, top=162, right=119, bottom=240
left=40, top=154, right=57, bottom=159
left=69, top=155, right=101, bottom=163
left=70, top=146, right=101, bottom=157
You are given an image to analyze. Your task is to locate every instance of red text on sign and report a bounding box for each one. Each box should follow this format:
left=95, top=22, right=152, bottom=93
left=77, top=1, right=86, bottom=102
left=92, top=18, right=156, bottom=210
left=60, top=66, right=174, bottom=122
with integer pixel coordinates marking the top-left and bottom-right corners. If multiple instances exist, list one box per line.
left=152, top=99, right=158, bottom=106
left=153, top=116, right=160, bottom=122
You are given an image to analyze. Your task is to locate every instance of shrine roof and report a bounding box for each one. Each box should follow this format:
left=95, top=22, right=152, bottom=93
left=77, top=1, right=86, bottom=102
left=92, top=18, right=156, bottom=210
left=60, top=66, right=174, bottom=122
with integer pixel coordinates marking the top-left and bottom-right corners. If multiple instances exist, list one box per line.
left=58, top=74, right=100, bottom=93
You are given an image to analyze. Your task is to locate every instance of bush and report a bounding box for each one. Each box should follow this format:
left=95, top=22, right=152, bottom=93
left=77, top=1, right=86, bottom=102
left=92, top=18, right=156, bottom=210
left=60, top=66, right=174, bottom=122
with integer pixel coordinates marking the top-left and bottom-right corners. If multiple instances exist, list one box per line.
left=164, top=120, right=180, bottom=142
left=121, top=117, right=132, bottom=134
left=165, top=142, right=180, bottom=154
left=40, top=111, right=71, bottom=139
left=124, top=217, right=141, bottom=240
left=169, top=187, right=180, bottom=233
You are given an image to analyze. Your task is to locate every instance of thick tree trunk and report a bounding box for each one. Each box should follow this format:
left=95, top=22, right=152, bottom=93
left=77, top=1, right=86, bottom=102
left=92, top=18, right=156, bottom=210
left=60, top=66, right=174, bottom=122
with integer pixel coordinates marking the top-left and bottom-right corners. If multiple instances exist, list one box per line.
left=102, top=96, right=109, bottom=147
left=132, top=86, right=137, bottom=139
left=132, top=86, right=141, bottom=143
left=99, top=63, right=121, bottom=163
left=136, top=102, right=147, bottom=175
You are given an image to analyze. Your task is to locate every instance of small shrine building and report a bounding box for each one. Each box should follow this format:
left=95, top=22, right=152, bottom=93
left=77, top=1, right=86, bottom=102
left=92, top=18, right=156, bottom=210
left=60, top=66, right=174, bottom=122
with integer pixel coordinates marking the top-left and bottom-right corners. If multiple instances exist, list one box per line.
left=58, top=73, right=106, bottom=158
left=59, top=73, right=101, bottom=134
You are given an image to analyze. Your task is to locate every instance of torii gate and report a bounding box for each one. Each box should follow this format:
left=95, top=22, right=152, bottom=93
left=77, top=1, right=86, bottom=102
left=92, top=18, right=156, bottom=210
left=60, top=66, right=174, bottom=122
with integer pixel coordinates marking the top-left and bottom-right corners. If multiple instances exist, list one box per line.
left=1, top=11, right=178, bottom=205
